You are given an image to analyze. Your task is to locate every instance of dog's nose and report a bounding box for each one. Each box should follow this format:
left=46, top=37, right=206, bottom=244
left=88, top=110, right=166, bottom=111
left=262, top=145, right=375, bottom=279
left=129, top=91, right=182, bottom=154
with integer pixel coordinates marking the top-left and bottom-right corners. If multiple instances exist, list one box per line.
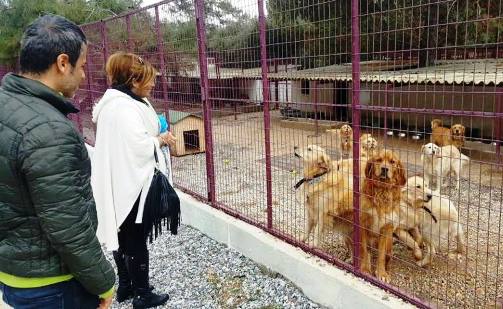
left=294, top=146, right=298, bottom=150
left=381, top=166, right=389, bottom=173
left=427, top=193, right=432, bottom=199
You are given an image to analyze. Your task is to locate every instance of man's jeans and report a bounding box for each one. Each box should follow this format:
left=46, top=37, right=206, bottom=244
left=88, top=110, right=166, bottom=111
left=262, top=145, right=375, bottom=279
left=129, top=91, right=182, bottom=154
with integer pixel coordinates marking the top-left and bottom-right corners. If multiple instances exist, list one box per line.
left=1, top=279, right=99, bottom=309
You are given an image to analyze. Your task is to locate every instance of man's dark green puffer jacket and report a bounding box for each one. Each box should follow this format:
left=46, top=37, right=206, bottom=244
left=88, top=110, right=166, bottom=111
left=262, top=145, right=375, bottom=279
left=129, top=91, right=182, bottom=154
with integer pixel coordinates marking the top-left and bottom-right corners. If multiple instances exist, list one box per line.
left=0, top=73, right=115, bottom=295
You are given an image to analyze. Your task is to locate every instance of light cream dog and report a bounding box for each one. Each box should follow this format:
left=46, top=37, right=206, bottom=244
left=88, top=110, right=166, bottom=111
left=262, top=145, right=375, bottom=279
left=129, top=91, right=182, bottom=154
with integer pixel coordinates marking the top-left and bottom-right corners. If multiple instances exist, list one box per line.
left=397, top=176, right=466, bottom=267
left=360, top=133, right=378, bottom=159
left=421, top=143, right=469, bottom=190
left=326, top=124, right=353, bottom=158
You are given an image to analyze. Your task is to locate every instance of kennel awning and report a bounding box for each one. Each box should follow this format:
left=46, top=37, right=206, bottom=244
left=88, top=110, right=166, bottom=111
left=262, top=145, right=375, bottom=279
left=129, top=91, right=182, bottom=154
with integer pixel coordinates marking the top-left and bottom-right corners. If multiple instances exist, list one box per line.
left=174, top=59, right=503, bottom=86
left=267, top=59, right=503, bottom=86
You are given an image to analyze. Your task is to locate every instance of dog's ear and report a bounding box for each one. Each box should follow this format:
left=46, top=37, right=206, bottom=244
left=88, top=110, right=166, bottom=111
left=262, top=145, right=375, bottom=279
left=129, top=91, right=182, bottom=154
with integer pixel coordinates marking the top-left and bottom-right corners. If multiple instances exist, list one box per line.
left=395, top=158, right=407, bottom=187
left=460, top=125, right=466, bottom=135
left=420, top=144, right=425, bottom=154
left=318, top=152, right=330, bottom=170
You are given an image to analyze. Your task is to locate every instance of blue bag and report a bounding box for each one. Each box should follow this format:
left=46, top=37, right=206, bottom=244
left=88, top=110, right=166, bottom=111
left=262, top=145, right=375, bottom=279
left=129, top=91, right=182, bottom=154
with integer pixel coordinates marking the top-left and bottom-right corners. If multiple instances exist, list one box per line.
left=158, top=114, right=169, bottom=133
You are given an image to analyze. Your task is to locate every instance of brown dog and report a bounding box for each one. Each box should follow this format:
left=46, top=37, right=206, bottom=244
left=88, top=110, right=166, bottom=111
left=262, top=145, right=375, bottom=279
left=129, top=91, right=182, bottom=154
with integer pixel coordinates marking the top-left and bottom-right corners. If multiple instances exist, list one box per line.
left=431, top=119, right=451, bottom=147
left=450, top=124, right=466, bottom=149
left=431, top=119, right=466, bottom=149
left=360, top=149, right=406, bottom=282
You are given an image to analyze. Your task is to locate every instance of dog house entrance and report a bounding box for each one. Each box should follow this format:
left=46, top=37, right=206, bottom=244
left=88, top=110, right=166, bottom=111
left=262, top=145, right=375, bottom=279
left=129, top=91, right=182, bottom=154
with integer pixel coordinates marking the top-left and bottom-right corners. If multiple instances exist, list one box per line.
left=183, top=130, right=200, bottom=151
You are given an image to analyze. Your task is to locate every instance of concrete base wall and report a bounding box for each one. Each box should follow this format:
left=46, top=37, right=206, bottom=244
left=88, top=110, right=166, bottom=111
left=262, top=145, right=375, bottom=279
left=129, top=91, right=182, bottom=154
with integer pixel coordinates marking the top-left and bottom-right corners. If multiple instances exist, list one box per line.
left=178, top=190, right=417, bottom=309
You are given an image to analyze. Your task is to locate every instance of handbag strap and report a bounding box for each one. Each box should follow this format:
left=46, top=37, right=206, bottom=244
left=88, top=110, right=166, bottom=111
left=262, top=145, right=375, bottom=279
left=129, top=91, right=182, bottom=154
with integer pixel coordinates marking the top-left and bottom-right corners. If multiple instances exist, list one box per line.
left=153, top=144, right=161, bottom=170
left=154, top=146, right=159, bottom=164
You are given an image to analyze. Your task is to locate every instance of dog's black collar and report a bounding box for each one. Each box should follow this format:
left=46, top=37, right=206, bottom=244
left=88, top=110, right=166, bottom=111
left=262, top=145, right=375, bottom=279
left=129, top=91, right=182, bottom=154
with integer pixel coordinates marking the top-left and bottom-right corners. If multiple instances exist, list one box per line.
left=294, top=170, right=329, bottom=189
left=421, top=206, right=438, bottom=223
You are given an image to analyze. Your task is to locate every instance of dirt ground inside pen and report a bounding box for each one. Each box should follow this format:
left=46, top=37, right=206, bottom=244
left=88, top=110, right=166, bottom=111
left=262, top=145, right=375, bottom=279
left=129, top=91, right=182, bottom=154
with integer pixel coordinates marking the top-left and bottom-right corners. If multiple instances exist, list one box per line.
left=170, top=110, right=503, bottom=309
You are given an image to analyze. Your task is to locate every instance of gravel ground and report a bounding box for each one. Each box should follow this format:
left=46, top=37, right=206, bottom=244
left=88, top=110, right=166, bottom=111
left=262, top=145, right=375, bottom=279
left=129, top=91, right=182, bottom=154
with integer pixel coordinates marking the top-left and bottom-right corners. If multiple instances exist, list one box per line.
left=106, top=225, right=324, bottom=309
left=170, top=112, right=503, bottom=309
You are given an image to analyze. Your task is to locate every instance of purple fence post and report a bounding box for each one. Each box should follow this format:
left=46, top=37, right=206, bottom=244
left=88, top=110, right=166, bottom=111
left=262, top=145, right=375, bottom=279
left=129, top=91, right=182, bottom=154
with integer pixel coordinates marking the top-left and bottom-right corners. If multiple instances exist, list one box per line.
left=85, top=51, right=94, bottom=106
left=155, top=5, right=170, bottom=121
left=257, top=0, right=273, bottom=230
left=313, top=80, right=319, bottom=135
left=496, top=89, right=502, bottom=165
left=383, top=83, right=391, bottom=145
left=195, top=0, right=216, bottom=203
left=274, top=59, right=279, bottom=109
left=100, top=21, right=109, bottom=69
left=350, top=0, right=362, bottom=273
left=126, top=14, right=133, bottom=52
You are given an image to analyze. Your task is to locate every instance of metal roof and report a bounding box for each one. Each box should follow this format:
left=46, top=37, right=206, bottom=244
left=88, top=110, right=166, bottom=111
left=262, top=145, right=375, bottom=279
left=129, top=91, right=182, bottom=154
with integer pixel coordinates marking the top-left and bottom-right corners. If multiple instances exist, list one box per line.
left=268, top=59, right=503, bottom=85
left=176, top=59, right=503, bottom=85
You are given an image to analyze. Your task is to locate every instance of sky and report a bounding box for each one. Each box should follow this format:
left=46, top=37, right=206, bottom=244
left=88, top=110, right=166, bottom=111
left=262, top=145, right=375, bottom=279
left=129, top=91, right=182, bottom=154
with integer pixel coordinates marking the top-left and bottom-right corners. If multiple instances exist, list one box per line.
left=141, top=0, right=263, bottom=17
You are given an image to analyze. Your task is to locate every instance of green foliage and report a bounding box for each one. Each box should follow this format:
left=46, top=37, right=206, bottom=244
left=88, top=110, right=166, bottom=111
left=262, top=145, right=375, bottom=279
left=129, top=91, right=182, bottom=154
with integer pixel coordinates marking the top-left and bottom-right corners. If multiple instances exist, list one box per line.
left=167, top=0, right=243, bottom=27
left=266, top=0, right=502, bottom=68
left=0, top=0, right=140, bottom=64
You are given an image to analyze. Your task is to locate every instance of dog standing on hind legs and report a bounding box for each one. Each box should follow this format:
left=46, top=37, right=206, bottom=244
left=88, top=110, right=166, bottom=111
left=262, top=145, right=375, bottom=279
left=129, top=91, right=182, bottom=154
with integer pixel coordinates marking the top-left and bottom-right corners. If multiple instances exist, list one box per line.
left=421, top=142, right=469, bottom=190
left=293, top=145, right=354, bottom=250
left=294, top=145, right=338, bottom=247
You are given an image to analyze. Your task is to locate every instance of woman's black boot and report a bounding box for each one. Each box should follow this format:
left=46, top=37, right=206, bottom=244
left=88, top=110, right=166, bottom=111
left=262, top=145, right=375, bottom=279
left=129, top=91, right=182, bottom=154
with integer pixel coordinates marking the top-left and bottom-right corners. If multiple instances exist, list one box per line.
left=125, top=252, right=169, bottom=309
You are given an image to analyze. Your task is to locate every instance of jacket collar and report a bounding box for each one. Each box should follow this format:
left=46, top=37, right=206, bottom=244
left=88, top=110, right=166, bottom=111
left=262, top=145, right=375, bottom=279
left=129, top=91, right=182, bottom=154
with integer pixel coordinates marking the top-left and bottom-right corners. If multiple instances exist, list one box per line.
left=1, top=73, right=79, bottom=116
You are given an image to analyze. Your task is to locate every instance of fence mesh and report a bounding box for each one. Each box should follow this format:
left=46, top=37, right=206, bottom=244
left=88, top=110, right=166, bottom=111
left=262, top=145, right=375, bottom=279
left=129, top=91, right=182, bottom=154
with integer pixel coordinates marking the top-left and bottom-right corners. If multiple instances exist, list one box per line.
left=2, top=0, right=501, bottom=307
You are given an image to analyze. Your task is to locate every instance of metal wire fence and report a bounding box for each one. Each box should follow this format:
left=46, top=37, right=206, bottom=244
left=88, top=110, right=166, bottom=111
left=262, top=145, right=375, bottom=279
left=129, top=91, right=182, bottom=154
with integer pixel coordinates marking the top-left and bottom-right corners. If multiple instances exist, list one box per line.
left=45, top=0, right=503, bottom=307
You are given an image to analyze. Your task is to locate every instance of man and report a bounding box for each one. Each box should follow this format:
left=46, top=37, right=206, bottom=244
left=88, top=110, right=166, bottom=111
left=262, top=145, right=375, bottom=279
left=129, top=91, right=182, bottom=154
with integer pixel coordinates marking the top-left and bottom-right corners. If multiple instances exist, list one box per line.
left=0, top=15, right=115, bottom=308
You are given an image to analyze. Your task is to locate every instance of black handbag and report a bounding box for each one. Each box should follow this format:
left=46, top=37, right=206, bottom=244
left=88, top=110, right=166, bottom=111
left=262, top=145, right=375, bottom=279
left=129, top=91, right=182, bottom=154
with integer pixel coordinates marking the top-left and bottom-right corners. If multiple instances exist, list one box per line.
left=143, top=147, right=180, bottom=242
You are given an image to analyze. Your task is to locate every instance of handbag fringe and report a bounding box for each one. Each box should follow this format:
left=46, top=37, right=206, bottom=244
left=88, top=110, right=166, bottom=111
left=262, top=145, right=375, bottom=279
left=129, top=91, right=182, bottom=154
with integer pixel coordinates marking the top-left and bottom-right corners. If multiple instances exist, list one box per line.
left=143, top=168, right=181, bottom=243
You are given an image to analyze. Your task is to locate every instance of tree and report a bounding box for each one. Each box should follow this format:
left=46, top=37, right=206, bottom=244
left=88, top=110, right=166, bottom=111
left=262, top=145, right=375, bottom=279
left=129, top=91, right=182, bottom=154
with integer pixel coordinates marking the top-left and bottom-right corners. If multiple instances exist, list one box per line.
left=0, top=0, right=141, bottom=64
left=267, top=0, right=352, bottom=69
left=159, top=0, right=254, bottom=70
left=266, top=0, right=503, bottom=68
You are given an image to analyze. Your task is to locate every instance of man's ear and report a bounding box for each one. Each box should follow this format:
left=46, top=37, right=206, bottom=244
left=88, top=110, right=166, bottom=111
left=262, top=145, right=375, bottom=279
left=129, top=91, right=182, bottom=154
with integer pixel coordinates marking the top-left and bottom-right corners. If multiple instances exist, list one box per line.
left=55, top=54, right=71, bottom=74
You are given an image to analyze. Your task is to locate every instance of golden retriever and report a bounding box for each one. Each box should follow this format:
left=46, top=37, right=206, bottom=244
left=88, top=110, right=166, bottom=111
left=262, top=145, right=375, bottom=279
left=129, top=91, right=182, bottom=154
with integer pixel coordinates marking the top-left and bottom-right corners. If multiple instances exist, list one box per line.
left=326, top=124, right=353, bottom=158
left=431, top=119, right=451, bottom=147
left=450, top=124, right=466, bottom=149
left=359, top=133, right=378, bottom=159
left=360, top=149, right=406, bottom=282
left=294, top=145, right=354, bottom=248
left=431, top=119, right=466, bottom=149
left=340, top=124, right=353, bottom=156
left=396, top=176, right=466, bottom=267
left=421, top=143, right=469, bottom=190
left=295, top=146, right=406, bottom=282
left=395, top=176, right=433, bottom=261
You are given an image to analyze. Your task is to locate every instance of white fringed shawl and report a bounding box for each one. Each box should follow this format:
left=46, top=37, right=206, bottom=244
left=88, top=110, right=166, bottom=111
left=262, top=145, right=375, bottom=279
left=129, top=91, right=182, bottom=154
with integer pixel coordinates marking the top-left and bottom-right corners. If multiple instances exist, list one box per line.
left=90, top=89, right=170, bottom=251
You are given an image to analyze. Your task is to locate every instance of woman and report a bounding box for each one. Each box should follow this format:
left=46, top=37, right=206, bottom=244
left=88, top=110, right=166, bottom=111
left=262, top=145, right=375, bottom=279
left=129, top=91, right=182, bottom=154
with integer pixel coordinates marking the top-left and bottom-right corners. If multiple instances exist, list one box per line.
left=91, top=52, right=175, bottom=308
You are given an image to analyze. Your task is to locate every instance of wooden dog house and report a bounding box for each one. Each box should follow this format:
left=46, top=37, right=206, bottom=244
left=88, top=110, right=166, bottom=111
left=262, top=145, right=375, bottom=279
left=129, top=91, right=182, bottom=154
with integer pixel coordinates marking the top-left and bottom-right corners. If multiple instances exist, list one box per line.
left=166, top=111, right=205, bottom=156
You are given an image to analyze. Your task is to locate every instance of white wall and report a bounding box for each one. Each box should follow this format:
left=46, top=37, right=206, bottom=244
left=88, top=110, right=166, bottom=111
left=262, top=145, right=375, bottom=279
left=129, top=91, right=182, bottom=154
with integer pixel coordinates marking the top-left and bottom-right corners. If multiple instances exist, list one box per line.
left=246, top=79, right=263, bottom=103
left=271, top=80, right=292, bottom=103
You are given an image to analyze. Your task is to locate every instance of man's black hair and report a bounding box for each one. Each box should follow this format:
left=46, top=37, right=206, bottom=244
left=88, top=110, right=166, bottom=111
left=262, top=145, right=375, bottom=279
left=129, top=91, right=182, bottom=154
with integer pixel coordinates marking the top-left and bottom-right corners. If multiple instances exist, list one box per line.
left=20, top=14, right=87, bottom=74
